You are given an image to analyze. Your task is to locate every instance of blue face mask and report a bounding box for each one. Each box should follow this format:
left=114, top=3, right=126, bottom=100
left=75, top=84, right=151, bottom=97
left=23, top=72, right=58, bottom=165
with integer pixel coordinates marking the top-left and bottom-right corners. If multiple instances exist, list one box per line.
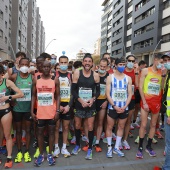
left=51, top=59, right=56, bottom=66
left=156, top=63, right=162, bottom=69
left=98, top=68, right=106, bottom=74
left=127, top=62, right=134, bottom=69
left=117, top=66, right=125, bottom=73
left=60, top=65, right=68, bottom=71
left=164, top=62, right=170, bottom=70
left=3, top=65, right=7, bottom=70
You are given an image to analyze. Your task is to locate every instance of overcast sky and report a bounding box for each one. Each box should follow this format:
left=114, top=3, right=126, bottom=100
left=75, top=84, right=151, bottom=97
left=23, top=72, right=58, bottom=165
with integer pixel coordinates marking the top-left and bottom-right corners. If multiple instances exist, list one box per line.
left=36, top=0, right=103, bottom=60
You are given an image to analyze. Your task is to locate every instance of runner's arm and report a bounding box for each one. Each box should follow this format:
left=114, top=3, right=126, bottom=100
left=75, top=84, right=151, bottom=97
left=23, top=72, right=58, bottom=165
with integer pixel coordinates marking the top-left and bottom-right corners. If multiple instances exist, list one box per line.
left=139, top=68, right=148, bottom=104
left=55, top=77, right=60, bottom=112
left=31, top=77, right=36, bottom=115
left=94, top=71, right=100, bottom=100
left=125, top=76, right=132, bottom=108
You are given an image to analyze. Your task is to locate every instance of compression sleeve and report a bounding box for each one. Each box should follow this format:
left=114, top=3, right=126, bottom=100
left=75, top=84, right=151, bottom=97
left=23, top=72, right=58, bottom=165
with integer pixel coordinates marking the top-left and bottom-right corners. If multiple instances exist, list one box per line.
left=94, top=83, right=100, bottom=99
left=71, top=83, right=79, bottom=100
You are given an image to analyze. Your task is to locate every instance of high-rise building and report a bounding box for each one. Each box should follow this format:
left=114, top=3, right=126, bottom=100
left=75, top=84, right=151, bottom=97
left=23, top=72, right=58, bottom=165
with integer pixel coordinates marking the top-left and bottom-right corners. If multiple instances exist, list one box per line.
left=40, top=21, right=45, bottom=54
left=101, top=0, right=170, bottom=65
left=0, top=0, right=13, bottom=60
left=94, top=38, right=101, bottom=55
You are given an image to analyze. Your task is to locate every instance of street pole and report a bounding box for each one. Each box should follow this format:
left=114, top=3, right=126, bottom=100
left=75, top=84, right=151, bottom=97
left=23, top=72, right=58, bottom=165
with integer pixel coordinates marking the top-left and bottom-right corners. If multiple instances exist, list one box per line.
left=81, top=48, right=87, bottom=52
left=152, top=39, right=162, bottom=58
left=45, top=39, right=56, bottom=51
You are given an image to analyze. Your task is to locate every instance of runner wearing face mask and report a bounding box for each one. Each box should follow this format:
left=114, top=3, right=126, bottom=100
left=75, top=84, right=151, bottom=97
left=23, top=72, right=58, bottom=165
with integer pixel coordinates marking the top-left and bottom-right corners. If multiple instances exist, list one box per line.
left=106, top=57, right=132, bottom=158
left=136, top=53, right=163, bottom=159
left=10, top=58, right=33, bottom=163
left=94, top=58, right=109, bottom=152
left=121, top=54, right=138, bottom=150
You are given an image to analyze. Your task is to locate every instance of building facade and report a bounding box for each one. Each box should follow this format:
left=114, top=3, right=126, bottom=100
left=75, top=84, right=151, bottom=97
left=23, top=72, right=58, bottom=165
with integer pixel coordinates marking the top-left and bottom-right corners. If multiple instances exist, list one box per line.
left=94, top=38, right=101, bottom=55
left=0, top=0, right=12, bottom=60
left=0, top=0, right=45, bottom=60
left=101, top=0, right=170, bottom=65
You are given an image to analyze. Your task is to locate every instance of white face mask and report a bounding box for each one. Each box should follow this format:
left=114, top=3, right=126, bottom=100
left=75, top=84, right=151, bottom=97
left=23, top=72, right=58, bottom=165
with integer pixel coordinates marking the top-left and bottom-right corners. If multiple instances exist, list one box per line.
left=20, top=66, right=29, bottom=73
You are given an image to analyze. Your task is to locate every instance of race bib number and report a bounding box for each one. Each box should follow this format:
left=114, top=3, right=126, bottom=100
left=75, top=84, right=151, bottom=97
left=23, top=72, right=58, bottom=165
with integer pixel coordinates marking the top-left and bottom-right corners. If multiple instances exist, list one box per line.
left=0, top=92, right=5, bottom=106
left=17, top=88, right=31, bottom=101
left=79, top=88, right=92, bottom=101
left=60, top=87, right=70, bottom=100
left=37, top=93, right=53, bottom=106
left=113, top=89, right=126, bottom=102
left=100, top=84, right=106, bottom=96
left=148, top=82, right=160, bottom=95
left=132, top=85, right=134, bottom=95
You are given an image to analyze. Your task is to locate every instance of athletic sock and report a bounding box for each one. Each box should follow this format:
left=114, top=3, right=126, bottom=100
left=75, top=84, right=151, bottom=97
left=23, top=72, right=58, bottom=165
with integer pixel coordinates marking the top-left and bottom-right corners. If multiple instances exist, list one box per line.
left=62, top=143, right=66, bottom=149
left=22, top=130, right=26, bottom=138
left=95, top=140, right=99, bottom=145
left=55, top=143, right=58, bottom=148
left=107, top=137, right=112, bottom=146
left=75, top=129, right=81, bottom=146
left=138, top=138, right=144, bottom=151
left=115, top=136, right=122, bottom=149
left=88, top=130, right=94, bottom=150
left=146, top=138, right=152, bottom=149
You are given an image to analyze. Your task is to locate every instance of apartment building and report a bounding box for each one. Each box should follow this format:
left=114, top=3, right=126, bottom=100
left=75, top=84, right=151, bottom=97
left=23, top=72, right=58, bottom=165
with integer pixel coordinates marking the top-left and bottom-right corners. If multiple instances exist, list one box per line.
left=101, top=0, right=170, bottom=65
left=0, top=0, right=12, bottom=60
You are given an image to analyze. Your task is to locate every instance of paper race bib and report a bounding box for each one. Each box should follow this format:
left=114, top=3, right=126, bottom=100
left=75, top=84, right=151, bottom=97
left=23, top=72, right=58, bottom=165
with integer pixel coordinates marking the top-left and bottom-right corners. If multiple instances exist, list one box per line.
left=60, top=87, right=70, bottom=101
left=37, top=93, right=53, bottom=106
left=79, top=88, right=92, bottom=101
left=132, top=85, right=134, bottom=95
left=0, top=92, right=5, bottom=106
left=148, top=82, right=160, bottom=95
left=112, top=89, right=126, bottom=102
left=100, top=84, right=106, bottom=96
left=17, top=88, right=31, bottom=101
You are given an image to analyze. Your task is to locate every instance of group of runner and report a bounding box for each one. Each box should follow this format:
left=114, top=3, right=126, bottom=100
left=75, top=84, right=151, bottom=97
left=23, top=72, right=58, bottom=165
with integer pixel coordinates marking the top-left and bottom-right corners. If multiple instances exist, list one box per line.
left=0, top=51, right=169, bottom=169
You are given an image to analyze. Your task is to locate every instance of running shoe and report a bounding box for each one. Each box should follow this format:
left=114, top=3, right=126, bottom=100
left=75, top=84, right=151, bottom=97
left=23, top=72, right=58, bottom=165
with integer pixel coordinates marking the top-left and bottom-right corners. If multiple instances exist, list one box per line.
left=130, top=124, right=135, bottom=130
left=95, top=144, right=102, bottom=152
left=82, top=135, right=88, bottom=142
left=85, top=149, right=92, bottom=160
left=34, top=154, right=44, bottom=167
left=153, top=166, right=162, bottom=170
left=119, top=142, right=123, bottom=150
left=15, top=152, right=23, bottom=163
left=92, top=136, right=96, bottom=146
left=135, top=136, right=139, bottom=144
left=70, top=136, right=76, bottom=145
left=155, top=130, right=164, bottom=139
left=106, top=146, right=112, bottom=158
left=71, top=145, right=81, bottom=155
left=160, top=124, right=164, bottom=131
left=147, top=137, right=158, bottom=144
left=100, top=132, right=105, bottom=140
left=82, top=143, right=89, bottom=152
left=47, top=154, right=55, bottom=166
left=113, top=148, right=124, bottom=157
left=61, top=148, right=71, bottom=158
left=128, top=131, right=133, bottom=138
left=4, top=158, right=12, bottom=168
left=22, top=137, right=26, bottom=146
left=34, top=148, right=40, bottom=158
left=0, top=146, right=7, bottom=155
left=132, top=122, right=140, bottom=128
left=122, top=140, right=130, bottom=150
left=112, top=133, right=117, bottom=141
left=103, top=138, right=107, bottom=144
left=53, top=147, right=60, bottom=158
left=68, top=131, right=72, bottom=140
left=136, top=149, right=143, bottom=159
left=145, top=147, right=156, bottom=157
left=32, top=139, right=38, bottom=148
left=24, top=152, right=31, bottom=162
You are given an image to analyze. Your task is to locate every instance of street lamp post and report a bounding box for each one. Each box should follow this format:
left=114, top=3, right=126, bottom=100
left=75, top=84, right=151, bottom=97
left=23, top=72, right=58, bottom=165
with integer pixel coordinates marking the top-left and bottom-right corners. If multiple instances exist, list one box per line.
left=45, top=39, right=56, bottom=51
left=152, top=39, right=162, bottom=58
left=81, top=48, right=87, bottom=53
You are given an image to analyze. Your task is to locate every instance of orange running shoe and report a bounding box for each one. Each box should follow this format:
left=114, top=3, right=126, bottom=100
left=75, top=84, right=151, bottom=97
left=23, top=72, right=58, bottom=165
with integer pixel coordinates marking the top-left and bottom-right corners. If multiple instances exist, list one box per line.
left=82, top=143, right=89, bottom=152
left=22, top=137, right=26, bottom=146
left=4, top=158, right=13, bottom=168
left=95, top=144, right=102, bottom=152
left=3, top=139, right=6, bottom=146
left=155, top=130, right=164, bottom=139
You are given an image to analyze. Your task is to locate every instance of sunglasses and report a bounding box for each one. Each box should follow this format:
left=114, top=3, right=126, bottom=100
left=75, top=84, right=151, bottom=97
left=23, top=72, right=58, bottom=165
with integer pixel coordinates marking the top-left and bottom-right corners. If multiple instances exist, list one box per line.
left=128, top=60, right=135, bottom=63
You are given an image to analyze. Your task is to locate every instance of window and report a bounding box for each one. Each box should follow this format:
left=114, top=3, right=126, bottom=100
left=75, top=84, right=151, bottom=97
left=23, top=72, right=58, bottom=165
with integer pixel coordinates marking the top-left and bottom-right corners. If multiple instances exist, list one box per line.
left=162, top=33, right=170, bottom=43
left=135, top=0, right=151, bottom=11
left=127, top=35, right=131, bottom=41
left=126, top=46, right=131, bottom=53
left=5, top=6, right=8, bottom=13
left=0, top=29, right=3, bottom=38
left=112, top=27, right=123, bottom=37
left=114, top=0, right=121, bottom=9
left=134, top=38, right=153, bottom=50
left=5, top=37, right=7, bottom=44
left=127, top=23, right=132, bottom=30
left=113, top=6, right=123, bottom=18
left=163, top=16, right=170, bottom=26
left=128, top=0, right=133, bottom=8
left=164, top=0, right=170, bottom=10
left=127, top=12, right=132, bottom=19
left=0, top=10, right=3, bottom=19
left=5, top=21, right=7, bottom=29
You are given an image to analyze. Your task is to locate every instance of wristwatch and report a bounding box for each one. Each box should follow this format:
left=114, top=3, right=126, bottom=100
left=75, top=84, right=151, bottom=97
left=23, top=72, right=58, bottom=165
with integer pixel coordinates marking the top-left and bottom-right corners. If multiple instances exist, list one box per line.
left=8, top=96, right=12, bottom=101
left=112, top=104, right=115, bottom=108
left=56, top=110, right=60, bottom=113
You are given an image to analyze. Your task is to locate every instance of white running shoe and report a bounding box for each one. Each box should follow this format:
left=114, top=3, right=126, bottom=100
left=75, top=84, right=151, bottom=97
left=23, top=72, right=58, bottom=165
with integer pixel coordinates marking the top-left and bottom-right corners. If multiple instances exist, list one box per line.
left=61, top=148, right=71, bottom=158
left=130, top=124, right=135, bottom=130
left=53, top=147, right=60, bottom=158
left=122, top=140, right=130, bottom=150
left=119, top=142, right=123, bottom=150
left=133, top=122, right=140, bottom=128
left=82, top=136, right=89, bottom=142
